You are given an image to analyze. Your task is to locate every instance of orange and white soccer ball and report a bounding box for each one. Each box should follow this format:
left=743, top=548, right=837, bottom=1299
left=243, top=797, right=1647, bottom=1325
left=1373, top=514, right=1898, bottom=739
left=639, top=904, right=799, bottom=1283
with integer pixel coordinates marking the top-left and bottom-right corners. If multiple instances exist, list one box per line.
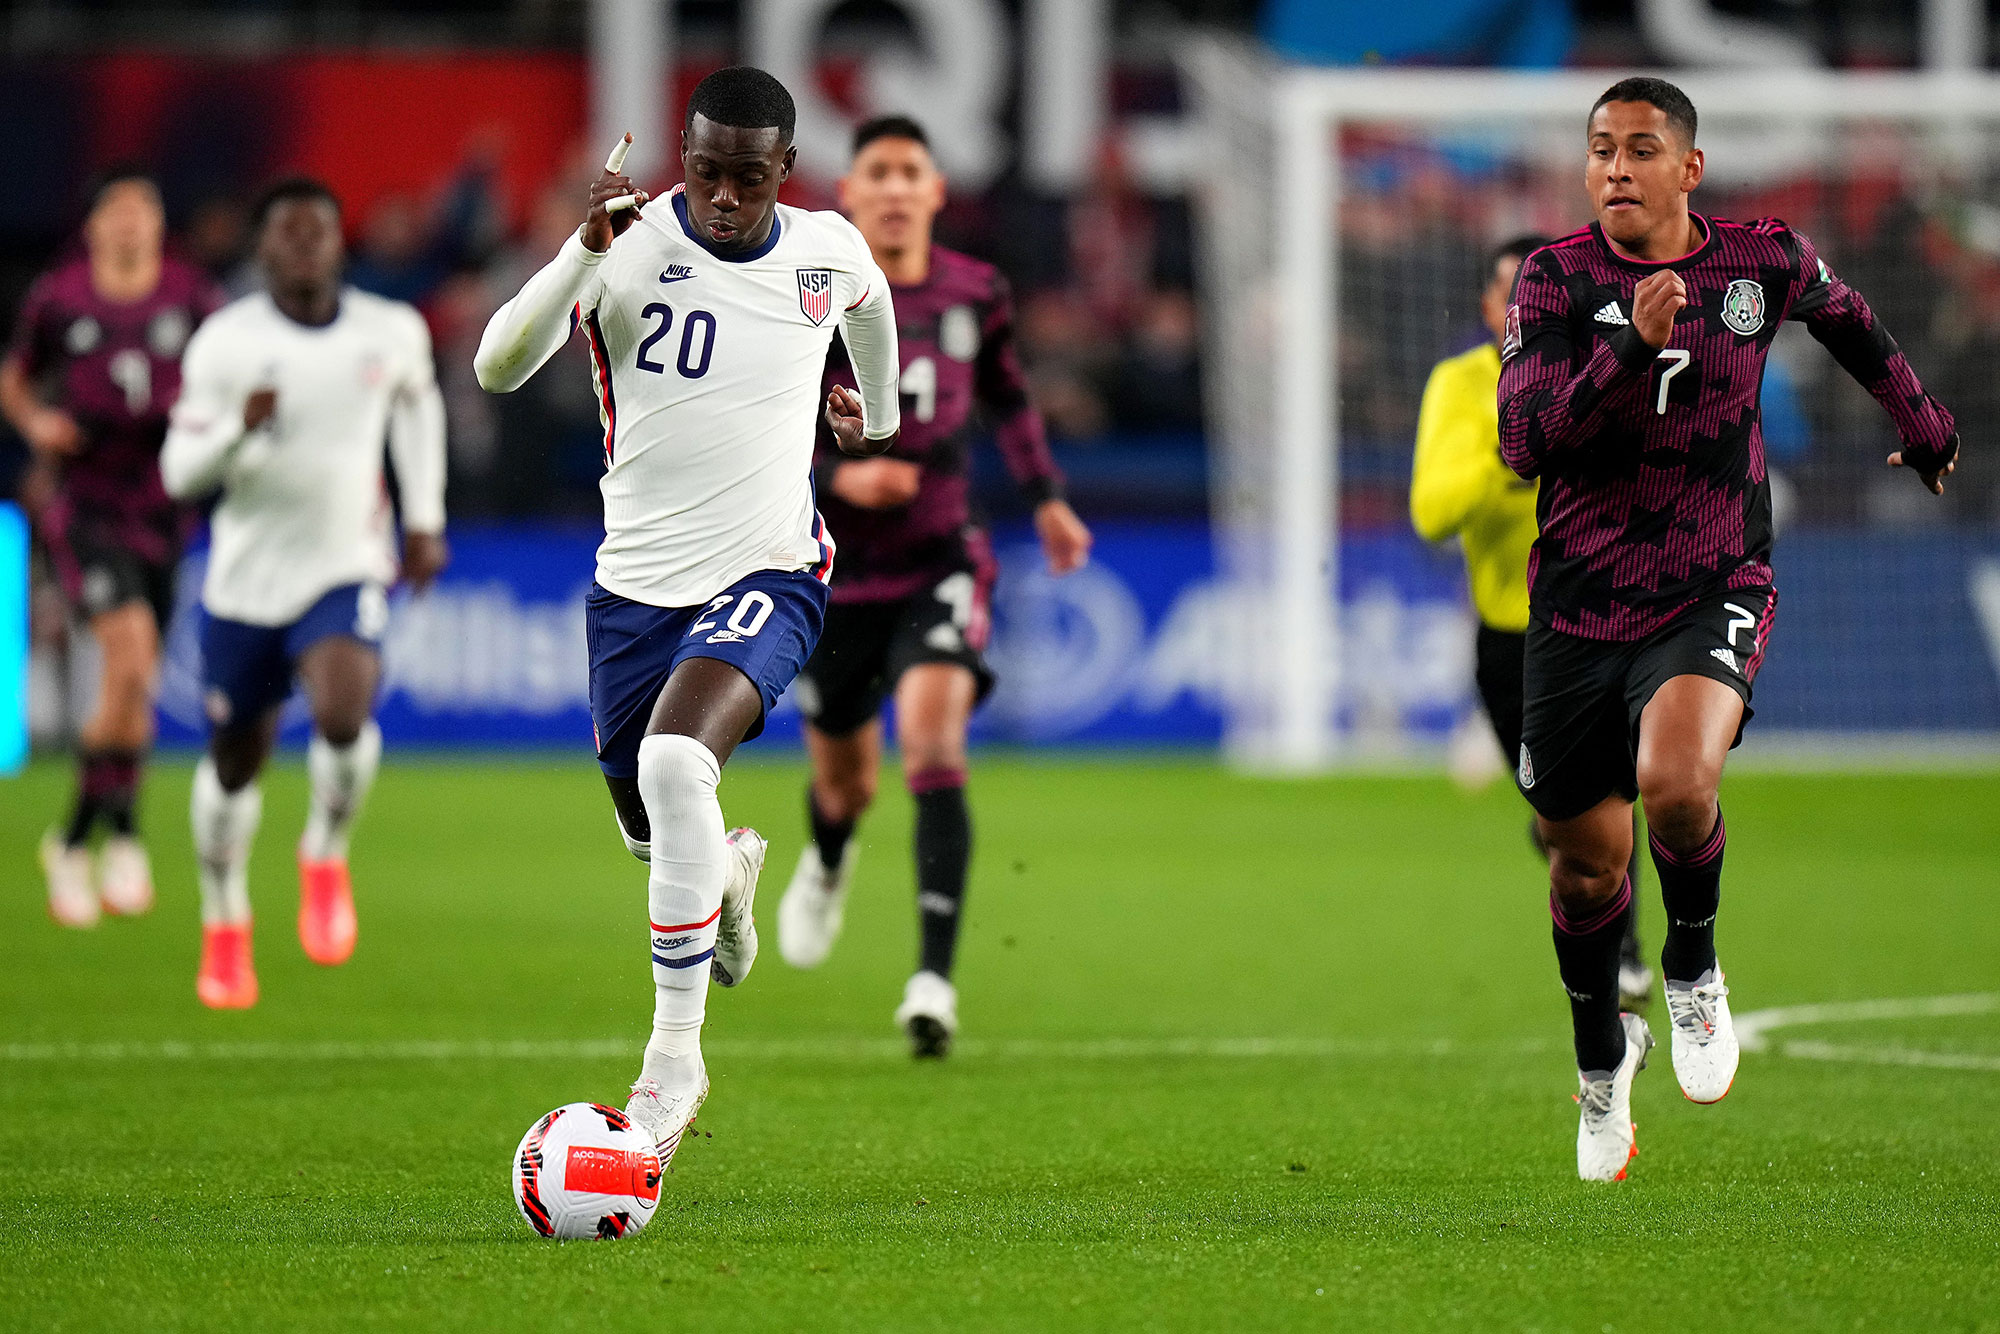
left=511, top=1102, right=663, bottom=1240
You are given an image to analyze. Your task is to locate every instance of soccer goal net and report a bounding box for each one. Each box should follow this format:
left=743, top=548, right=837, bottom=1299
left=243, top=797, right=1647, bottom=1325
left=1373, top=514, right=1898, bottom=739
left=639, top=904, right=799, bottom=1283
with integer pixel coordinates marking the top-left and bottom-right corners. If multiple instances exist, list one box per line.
left=1183, top=46, right=2000, bottom=772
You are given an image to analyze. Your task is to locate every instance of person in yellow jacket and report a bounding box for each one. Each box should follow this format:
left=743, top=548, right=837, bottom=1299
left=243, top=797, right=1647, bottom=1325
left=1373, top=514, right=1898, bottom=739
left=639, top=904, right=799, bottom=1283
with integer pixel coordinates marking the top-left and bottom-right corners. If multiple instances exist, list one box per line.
left=1411, top=235, right=1651, bottom=1008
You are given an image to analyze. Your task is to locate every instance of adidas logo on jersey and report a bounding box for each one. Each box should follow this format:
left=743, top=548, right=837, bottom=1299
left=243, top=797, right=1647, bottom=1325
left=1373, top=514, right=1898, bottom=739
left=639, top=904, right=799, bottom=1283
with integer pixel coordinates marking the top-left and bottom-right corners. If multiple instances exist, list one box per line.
left=1710, top=648, right=1740, bottom=673
left=1593, top=301, right=1629, bottom=326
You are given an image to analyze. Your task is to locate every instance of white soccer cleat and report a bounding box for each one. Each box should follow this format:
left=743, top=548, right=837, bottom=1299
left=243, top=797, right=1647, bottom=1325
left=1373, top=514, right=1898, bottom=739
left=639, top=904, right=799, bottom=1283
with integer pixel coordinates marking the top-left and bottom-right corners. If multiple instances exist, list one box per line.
left=98, top=835, right=155, bottom=916
left=1576, top=1012, right=1653, bottom=1182
left=895, top=969, right=959, bottom=1059
left=710, top=826, right=766, bottom=988
left=625, top=1060, right=710, bottom=1170
left=776, top=843, right=855, bottom=969
left=1665, top=971, right=1739, bottom=1104
left=40, top=831, right=99, bottom=929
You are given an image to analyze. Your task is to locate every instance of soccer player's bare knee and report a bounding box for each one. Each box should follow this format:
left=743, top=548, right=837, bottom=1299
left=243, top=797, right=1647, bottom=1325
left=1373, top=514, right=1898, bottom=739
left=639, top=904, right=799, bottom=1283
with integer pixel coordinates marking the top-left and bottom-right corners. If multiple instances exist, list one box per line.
left=210, top=728, right=269, bottom=793
left=1635, top=740, right=1725, bottom=851
left=894, top=666, right=974, bottom=778
left=89, top=606, right=159, bottom=745
left=300, top=639, right=380, bottom=746
left=1638, top=774, right=1719, bottom=853
left=814, top=764, right=875, bottom=822
left=1541, top=803, right=1632, bottom=910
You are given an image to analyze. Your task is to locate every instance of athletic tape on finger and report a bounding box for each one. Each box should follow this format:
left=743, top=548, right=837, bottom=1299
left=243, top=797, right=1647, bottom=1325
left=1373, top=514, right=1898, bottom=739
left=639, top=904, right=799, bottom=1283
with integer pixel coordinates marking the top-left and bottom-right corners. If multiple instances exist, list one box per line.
left=604, top=194, right=640, bottom=213
left=605, top=135, right=631, bottom=173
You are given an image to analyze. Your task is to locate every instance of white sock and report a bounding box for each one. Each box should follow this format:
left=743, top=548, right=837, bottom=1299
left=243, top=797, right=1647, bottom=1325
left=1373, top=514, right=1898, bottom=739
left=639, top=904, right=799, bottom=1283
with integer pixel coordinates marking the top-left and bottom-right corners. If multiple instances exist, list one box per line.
left=191, top=757, right=262, bottom=926
left=301, top=720, right=381, bottom=863
left=636, top=733, right=725, bottom=1085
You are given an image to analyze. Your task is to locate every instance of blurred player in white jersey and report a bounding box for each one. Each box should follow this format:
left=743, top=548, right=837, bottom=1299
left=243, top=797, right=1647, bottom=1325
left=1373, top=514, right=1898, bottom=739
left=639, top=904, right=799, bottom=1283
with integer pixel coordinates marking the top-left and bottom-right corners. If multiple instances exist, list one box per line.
left=475, top=67, right=900, bottom=1164
left=162, top=178, right=448, bottom=1009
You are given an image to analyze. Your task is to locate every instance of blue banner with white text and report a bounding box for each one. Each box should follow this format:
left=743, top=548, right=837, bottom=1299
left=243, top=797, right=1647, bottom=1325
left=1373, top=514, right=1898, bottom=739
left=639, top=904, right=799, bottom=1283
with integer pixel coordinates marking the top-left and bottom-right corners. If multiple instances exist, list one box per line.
left=150, top=522, right=2000, bottom=751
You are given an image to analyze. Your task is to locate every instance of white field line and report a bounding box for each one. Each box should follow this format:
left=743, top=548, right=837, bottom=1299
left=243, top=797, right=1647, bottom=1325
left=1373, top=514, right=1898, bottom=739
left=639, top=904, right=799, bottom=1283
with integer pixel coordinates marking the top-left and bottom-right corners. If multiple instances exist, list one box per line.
left=0, top=1034, right=1550, bottom=1065
left=4, top=994, right=1993, bottom=1070
left=1735, top=992, right=2000, bottom=1074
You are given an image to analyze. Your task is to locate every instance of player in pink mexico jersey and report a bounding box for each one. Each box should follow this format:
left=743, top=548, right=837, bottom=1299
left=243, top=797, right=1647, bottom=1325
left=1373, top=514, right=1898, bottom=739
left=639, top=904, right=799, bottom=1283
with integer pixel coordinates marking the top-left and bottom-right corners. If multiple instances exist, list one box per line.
left=1496, top=78, right=1960, bottom=1180
left=2, top=168, right=224, bottom=928
left=775, top=115, right=1093, bottom=1057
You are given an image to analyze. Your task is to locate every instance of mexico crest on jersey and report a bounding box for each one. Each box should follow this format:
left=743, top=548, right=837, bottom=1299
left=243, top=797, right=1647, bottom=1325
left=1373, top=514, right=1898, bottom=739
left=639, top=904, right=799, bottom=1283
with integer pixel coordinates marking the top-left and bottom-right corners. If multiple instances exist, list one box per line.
left=797, top=268, right=834, bottom=326
left=1721, top=279, right=1765, bottom=335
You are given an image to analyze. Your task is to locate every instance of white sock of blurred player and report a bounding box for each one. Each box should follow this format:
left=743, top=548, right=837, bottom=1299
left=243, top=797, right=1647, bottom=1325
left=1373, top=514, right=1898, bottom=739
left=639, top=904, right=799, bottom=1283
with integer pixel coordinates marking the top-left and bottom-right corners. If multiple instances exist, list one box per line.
left=638, top=734, right=725, bottom=1080
left=301, top=721, right=381, bottom=863
left=192, top=756, right=261, bottom=926
left=192, top=755, right=263, bottom=1008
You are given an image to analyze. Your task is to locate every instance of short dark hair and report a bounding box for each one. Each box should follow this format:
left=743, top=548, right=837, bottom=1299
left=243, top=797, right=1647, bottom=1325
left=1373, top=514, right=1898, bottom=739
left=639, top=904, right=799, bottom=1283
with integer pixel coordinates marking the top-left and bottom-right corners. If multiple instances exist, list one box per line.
left=84, top=164, right=161, bottom=216
left=253, top=176, right=341, bottom=229
left=1590, top=76, right=1697, bottom=146
left=1487, top=234, right=1550, bottom=274
left=852, top=114, right=930, bottom=158
left=685, top=65, right=797, bottom=145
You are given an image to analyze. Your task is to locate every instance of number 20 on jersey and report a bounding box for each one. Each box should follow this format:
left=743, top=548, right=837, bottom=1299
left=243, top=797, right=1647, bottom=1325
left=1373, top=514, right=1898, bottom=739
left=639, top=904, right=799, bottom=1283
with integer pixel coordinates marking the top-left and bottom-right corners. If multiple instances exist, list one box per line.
left=634, top=303, right=716, bottom=379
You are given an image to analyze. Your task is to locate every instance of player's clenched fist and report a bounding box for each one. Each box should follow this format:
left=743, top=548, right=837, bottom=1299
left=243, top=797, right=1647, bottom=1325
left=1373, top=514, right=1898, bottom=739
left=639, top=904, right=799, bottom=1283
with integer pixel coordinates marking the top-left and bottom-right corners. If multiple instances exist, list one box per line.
left=243, top=387, right=277, bottom=433
left=825, top=383, right=896, bottom=458
left=1632, top=269, right=1687, bottom=349
left=582, top=133, right=649, bottom=254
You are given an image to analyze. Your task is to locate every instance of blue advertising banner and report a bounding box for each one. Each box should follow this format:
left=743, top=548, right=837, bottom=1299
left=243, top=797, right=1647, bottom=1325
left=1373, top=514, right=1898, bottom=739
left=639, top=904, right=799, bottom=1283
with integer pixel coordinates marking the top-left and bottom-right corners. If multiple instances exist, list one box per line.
left=151, top=521, right=2000, bottom=751
left=1, top=503, right=27, bottom=775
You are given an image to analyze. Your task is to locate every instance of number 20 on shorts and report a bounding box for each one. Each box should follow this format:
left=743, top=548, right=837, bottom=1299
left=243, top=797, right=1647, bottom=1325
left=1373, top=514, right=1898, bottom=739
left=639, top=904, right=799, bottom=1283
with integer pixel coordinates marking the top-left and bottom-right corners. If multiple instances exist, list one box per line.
left=690, top=591, right=774, bottom=640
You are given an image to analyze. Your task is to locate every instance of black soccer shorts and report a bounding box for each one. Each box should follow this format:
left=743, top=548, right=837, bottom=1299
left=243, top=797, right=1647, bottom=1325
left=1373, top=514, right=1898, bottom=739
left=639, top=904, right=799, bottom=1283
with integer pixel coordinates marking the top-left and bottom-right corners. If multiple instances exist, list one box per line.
left=49, top=517, right=179, bottom=631
left=1516, top=584, right=1777, bottom=822
left=793, top=568, right=997, bottom=738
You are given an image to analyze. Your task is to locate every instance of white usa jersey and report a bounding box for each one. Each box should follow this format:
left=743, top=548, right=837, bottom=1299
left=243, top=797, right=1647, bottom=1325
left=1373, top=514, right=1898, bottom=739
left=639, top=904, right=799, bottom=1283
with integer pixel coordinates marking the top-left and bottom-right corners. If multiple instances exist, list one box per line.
left=477, top=187, right=899, bottom=608
left=161, top=288, right=446, bottom=625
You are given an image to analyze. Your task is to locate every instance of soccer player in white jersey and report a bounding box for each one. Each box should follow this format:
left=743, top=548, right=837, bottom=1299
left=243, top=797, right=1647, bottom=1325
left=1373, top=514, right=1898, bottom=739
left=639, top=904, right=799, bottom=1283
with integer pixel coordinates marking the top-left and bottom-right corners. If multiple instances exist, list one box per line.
left=161, top=178, right=448, bottom=1009
left=474, top=67, right=901, bottom=1163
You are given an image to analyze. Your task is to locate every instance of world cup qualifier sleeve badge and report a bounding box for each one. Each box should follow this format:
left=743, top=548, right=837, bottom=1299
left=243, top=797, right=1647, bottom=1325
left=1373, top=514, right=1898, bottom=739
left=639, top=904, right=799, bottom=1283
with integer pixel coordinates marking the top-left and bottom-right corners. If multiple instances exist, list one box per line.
left=797, top=269, right=834, bottom=326
left=1721, top=279, right=1766, bottom=335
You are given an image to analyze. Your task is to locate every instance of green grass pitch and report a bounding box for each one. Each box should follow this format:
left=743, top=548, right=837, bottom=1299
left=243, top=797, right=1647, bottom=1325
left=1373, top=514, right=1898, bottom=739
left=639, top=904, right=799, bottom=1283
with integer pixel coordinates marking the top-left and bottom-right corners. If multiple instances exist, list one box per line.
left=3, top=753, right=1997, bottom=1331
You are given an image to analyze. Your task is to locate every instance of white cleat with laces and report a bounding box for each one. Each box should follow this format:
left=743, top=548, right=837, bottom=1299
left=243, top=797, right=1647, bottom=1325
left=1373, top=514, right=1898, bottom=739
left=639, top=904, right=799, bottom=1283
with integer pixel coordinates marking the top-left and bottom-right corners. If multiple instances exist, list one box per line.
left=40, top=832, right=99, bottom=929
left=777, top=843, right=856, bottom=969
left=625, top=1059, right=710, bottom=1170
left=1576, top=1011, right=1653, bottom=1182
left=98, top=835, right=156, bottom=916
left=710, top=827, right=766, bottom=988
left=1665, top=970, right=1739, bottom=1104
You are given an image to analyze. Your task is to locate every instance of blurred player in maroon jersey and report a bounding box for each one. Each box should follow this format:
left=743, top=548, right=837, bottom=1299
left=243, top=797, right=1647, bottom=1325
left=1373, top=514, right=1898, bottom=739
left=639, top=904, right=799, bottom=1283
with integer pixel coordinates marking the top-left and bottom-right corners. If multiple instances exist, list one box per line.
left=776, top=115, right=1093, bottom=1056
left=1497, top=78, right=1960, bottom=1180
left=2, top=168, right=224, bottom=928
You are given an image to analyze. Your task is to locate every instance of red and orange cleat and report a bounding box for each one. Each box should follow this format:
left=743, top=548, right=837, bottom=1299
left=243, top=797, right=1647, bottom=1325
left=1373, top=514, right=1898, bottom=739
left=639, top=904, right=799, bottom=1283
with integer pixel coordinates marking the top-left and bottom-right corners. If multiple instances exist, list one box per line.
left=298, top=855, right=357, bottom=966
left=197, top=922, right=258, bottom=1009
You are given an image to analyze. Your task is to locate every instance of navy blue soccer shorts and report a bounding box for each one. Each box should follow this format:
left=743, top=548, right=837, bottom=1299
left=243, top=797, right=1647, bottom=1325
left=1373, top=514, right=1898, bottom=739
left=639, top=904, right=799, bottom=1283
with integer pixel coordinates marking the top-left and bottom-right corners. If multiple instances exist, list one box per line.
left=585, top=568, right=830, bottom=779
left=200, top=582, right=390, bottom=730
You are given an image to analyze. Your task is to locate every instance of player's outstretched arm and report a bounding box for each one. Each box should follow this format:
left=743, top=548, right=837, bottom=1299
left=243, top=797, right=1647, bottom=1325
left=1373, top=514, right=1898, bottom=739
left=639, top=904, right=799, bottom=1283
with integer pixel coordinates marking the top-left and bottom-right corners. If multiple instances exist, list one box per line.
left=828, top=281, right=901, bottom=456
left=968, top=275, right=1087, bottom=570
left=1787, top=234, right=1960, bottom=495
left=1, top=280, right=82, bottom=456
left=389, top=311, right=450, bottom=589
left=474, top=135, right=647, bottom=394
left=1497, top=257, right=1658, bottom=478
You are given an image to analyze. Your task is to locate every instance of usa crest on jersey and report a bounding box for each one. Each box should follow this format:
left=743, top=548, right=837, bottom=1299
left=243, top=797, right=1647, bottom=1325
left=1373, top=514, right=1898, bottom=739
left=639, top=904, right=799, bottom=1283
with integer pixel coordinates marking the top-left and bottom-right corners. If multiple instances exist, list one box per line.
left=797, top=268, right=833, bottom=326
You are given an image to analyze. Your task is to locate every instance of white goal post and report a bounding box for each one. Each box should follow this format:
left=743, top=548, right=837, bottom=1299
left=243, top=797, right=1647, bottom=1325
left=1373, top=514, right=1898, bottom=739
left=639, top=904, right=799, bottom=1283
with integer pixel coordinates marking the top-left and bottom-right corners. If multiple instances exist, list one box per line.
left=1183, top=47, right=2000, bottom=772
